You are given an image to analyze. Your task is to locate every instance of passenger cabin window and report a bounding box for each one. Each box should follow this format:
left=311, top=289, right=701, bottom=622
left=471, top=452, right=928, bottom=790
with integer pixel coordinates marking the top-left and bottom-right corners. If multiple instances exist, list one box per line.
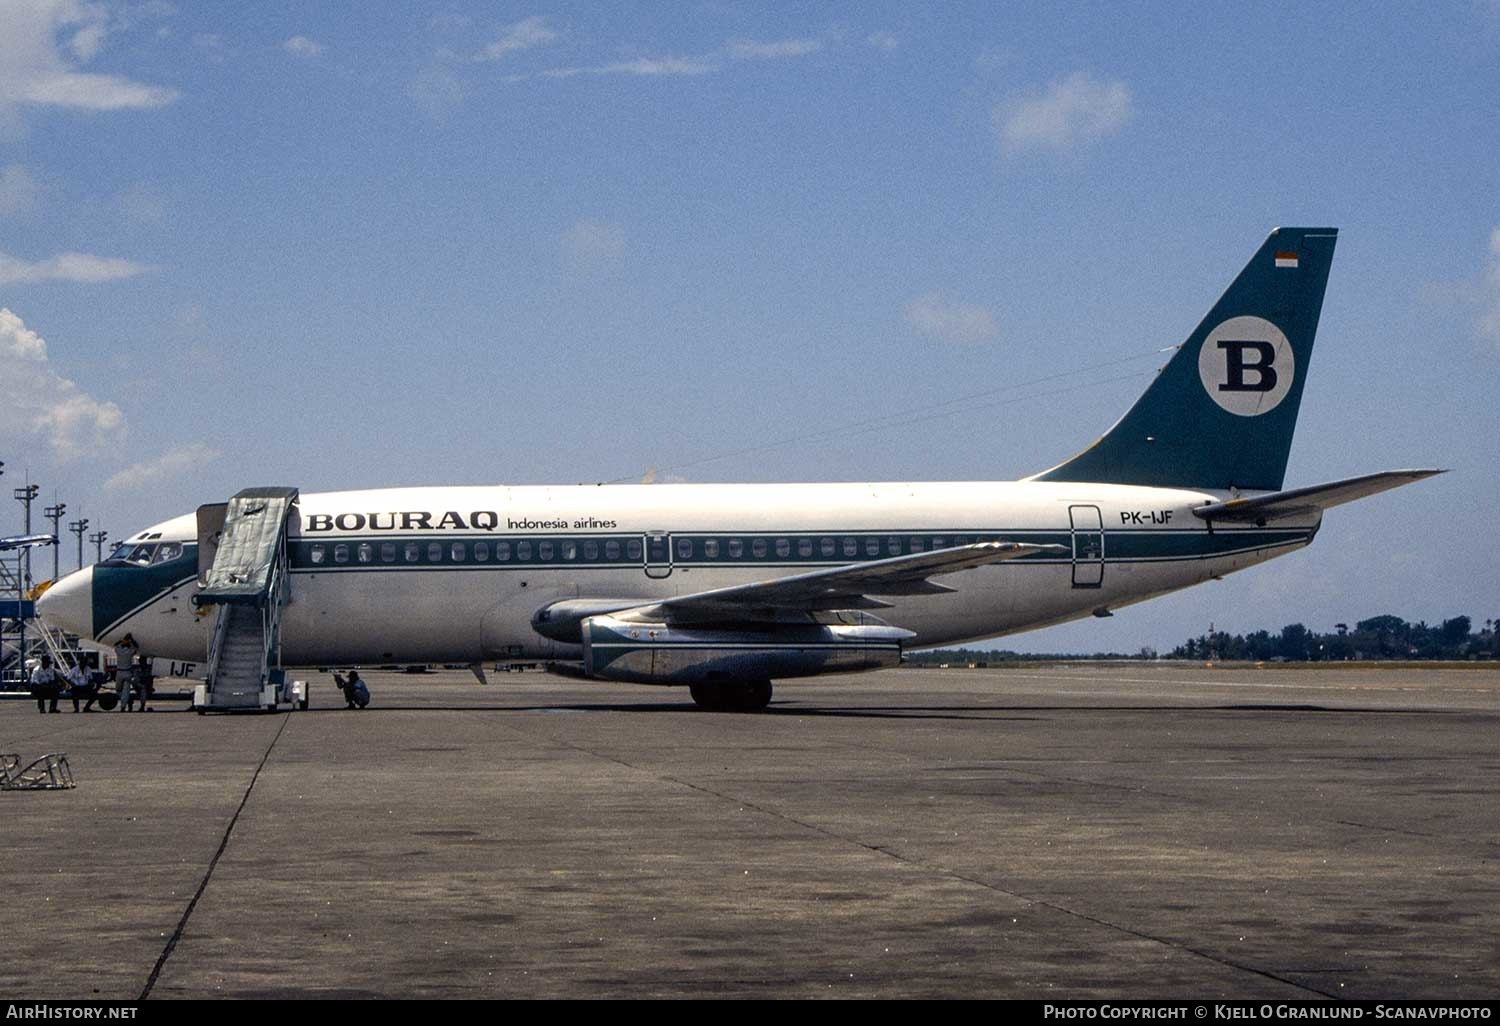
left=428, top=542, right=443, bottom=562
left=334, top=544, right=349, bottom=564
left=563, top=542, right=577, bottom=560
left=704, top=539, right=719, bottom=558
left=626, top=539, right=642, bottom=560
left=604, top=540, right=620, bottom=560
left=676, top=538, right=693, bottom=560
left=728, top=538, right=743, bottom=558
left=538, top=541, right=553, bottom=561
left=496, top=541, right=511, bottom=561
left=517, top=541, right=533, bottom=561
left=887, top=537, right=902, bottom=555
left=357, top=543, right=374, bottom=564
left=583, top=540, right=598, bottom=560
left=310, top=544, right=326, bottom=565
left=474, top=542, right=489, bottom=561
left=843, top=538, right=858, bottom=557
left=909, top=537, right=925, bottom=552
left=775, top=538, right=790, bottom=558
left=798, top=539, right=813, bottom=558
left=752, top=538, right=767, bottom=558
left=820, top=538, right=835, bottom=557
left=405, top=542, right=420, bottom=563
left=865, top=538, right=880, bottom=557
left=451, top=542, right=466, bottom=562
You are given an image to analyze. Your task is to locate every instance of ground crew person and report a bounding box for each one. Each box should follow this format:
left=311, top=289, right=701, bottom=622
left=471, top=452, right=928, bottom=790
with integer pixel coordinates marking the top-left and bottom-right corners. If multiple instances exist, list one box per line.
left=30, top=655, right=62, bottom=714
left=113, top=633, right=139, bottom=712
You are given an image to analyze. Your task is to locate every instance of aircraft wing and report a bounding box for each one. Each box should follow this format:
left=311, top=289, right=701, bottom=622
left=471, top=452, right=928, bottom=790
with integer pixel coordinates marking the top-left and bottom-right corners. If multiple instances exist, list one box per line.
left=0, top=533, right=58, bottom=552
left=629, top=541, right=1065, bottom=620
left=1192, top=469, right=1445, bottom=524
left=531, top=540, right=1067, bottom=640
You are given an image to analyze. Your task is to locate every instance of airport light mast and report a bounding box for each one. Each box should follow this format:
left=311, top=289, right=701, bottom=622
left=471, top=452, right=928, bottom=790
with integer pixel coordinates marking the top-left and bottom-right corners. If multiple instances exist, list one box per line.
left=44, top=503, right=66, bottom=581
left=89, top=530, right=108, bottom=563
left=13, top=483, right=38, bottom=589
left=69, top=519, right=89, bottom=571
left=10, top=481, right=41, bottom=687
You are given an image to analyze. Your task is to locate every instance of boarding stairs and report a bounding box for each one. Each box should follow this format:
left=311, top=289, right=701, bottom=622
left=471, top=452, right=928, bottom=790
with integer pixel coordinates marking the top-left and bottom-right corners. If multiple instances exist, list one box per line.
left=192, top=487, right=306, bottom=712
left=3, top=557, right=86, bottom=688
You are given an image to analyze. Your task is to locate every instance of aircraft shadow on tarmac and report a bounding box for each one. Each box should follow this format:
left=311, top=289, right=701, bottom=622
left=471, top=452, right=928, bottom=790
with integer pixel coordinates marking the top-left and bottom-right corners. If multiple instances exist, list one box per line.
left=219, top=700, right=1452, bottom=723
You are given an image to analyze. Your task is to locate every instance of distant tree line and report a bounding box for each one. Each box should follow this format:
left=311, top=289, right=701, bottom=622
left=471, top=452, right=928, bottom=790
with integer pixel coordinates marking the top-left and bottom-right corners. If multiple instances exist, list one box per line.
left=908, top=615, right=1499, bottom=664
left=1169, top=615, right=1496, bottom=662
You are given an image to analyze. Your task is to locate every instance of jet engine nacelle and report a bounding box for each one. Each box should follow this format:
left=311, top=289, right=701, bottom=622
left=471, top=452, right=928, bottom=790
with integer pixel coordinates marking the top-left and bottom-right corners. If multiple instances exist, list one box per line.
left=578, top=614, right=908, bottom=685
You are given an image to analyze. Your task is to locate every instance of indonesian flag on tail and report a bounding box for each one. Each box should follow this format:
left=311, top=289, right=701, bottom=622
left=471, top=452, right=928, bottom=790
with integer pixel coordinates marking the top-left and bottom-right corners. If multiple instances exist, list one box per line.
left=1274, top=250, right=1299, bottom=268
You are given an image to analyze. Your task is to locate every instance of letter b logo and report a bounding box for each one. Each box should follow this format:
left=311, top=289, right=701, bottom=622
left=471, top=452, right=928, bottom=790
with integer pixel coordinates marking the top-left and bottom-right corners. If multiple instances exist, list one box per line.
left=1198, top=316, right=1294, bottom=416
left=1217, top=340, right=1277, bottom=392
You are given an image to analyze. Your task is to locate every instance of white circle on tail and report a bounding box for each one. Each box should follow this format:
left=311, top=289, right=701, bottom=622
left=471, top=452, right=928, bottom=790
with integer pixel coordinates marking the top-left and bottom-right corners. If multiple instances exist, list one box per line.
left=1197, top=315, right=1294, bottom=417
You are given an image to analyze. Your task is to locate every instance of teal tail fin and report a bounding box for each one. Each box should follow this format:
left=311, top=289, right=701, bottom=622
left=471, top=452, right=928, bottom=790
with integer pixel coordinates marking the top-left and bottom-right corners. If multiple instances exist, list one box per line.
left=1033, top=227, right=1338, bottom=491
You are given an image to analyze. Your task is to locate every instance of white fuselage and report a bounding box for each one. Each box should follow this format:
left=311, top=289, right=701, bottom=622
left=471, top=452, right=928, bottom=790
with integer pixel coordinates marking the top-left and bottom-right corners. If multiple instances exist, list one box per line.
left=87, top=480, right=1318, bottom=668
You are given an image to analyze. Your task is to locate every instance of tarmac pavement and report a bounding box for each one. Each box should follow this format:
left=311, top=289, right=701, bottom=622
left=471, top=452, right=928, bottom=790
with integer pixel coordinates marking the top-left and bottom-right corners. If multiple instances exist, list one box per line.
left=1, top=663, right=1496, bottom=999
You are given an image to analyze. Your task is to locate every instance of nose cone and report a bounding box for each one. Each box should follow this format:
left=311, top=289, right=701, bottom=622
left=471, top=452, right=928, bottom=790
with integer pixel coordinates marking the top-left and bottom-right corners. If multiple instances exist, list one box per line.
left=36, top=566, right=94, bottom=639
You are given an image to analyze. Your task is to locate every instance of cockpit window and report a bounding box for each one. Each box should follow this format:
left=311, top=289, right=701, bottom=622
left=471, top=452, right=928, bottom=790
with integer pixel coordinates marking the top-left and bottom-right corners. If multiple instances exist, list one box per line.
left=107, top=540, right=187, bottom=566
left=108, top=543, right=158, bottom=565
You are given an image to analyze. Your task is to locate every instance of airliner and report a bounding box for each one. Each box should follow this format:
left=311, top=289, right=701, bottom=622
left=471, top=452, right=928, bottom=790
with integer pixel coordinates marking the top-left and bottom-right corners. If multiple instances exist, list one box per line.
left=37, top=228, right=1440, bottom=710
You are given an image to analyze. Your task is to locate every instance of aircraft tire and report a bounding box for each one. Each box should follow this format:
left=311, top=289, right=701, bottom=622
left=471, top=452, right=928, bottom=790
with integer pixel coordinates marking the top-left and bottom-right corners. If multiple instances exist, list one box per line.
left=736, top=679, right=773, bottom=712
left=689, top=682, right=724, bottom=711
left=691, top=679, right=772, bottom=712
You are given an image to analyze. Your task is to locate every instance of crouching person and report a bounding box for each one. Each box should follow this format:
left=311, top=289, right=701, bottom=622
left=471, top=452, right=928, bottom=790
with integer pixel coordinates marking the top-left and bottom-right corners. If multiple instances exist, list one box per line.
left=30, top=655, right=61, bottom=714
left=333, top=671, right=370, bottom=709
left=67, top=661, right=97, bottom=712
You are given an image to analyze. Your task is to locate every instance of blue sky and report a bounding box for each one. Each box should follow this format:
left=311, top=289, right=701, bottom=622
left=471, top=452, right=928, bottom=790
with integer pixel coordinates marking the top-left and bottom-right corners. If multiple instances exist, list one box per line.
left=2, top=1, right=1497, bottom=651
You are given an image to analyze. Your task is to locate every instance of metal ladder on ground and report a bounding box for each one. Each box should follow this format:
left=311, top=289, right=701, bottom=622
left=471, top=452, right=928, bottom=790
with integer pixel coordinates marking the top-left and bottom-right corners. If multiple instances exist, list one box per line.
left=192, top=487, right=303, bottom=712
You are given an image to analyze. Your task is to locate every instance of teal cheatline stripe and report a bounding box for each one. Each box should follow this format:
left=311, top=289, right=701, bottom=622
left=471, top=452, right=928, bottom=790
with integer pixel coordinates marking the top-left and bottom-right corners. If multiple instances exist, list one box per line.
left=93, top=554, right=199, bottom=637
left=1105, top=528, right=1312, bottom=561
left=1035, top=228, right=1338, bottom=491
left=289, top=527, right=1311, bottom=572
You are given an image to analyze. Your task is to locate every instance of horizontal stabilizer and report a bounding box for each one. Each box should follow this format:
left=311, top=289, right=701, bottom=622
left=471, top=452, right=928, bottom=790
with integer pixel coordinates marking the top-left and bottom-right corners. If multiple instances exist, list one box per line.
left=1192, top=469, right=1445, bottom=524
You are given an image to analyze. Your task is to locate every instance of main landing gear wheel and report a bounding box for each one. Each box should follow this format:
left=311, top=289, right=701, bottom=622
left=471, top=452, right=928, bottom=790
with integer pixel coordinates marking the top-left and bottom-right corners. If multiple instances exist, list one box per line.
left=689, top=680, right=773, bottom=712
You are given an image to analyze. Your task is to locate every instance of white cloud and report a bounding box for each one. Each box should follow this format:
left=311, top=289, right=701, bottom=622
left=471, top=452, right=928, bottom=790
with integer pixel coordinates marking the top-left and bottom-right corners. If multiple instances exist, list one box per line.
left=561, top=218, right=625, bottom=267
left=727, top=37, right=821, bottom=60
left=904, top=292, right=999, bottom=346
left=866, top=32, right=900, bottom=52
left=479, top=15, right=556, bottom=61
left=0, top=0, right=179, bottom=113
left=995, top=71, right=1132, bottom=154
left=544, top=56, right=716, bottom=79
left=283, top=35, right=325, bottom=59
left=1478, top=226, right=1500, bottom=343
left=0, top=307, right=126, bottom=461
left=0, top=248, right=153, bottom=284
left=0, top=164, right=42, bottom=216
left=68, top=18, right=106, bottom=61
left=103, top=442, right=220, bottom=492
